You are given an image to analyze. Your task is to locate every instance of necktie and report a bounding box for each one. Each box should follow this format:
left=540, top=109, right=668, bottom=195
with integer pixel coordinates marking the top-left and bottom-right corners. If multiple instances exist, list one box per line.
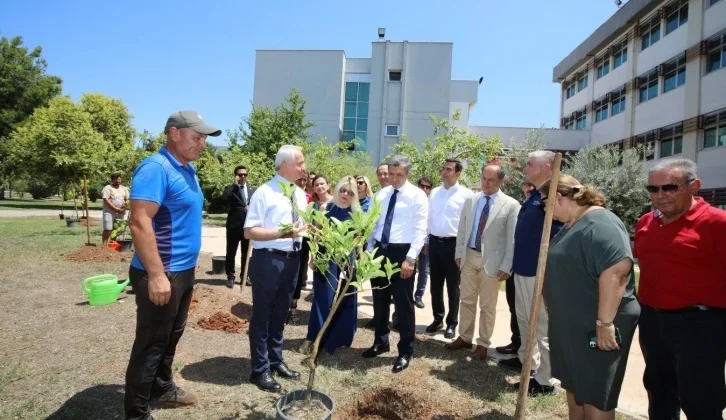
left=290, top=184, right=300, bottom=251
left=474, top=196, right=491, bottom=250
left=380, top=189, right=399, bottom=248
left=240, top=185, right=247, bottom=205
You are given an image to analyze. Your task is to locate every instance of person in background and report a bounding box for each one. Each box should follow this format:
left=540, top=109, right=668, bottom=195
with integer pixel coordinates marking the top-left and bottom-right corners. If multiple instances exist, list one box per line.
left=221, top=165, right=256, bottom=288
left=414, top=176, right=433, bottom=309
left=522, top=182, right=535, bottom=200
left=356, top=175, right=373, bottom=212
left=376, top=163, right=390, bottom=189
left=298, top=169, right=313, bottom=204
left=124, top=110, right=221, bottom=419
left=288, top=170, right=311, bottom=324
left=299, top=176, right=361, bottom=355
left=635, top=158, right=726, bottom=419
left=311, top=174, right=333, bottom=211
left=101, top=173, right=129, bottom=245
left=541, top=174, right=639, bottom=418
left=305, top=171, right=316, bottom=198
left=244, top=144, right=308, bottom=393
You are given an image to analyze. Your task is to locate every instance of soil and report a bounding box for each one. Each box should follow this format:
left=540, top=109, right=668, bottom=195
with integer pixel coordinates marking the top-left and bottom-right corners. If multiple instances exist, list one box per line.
left=197, top=311, right=249, bottom=334
left=61, top=244, right=130, bottom=263
left=281, top=397, right=330, bottom=420
left=338, top=387, right=444, bottom=420
left=78, top=218, right=99, bottom=227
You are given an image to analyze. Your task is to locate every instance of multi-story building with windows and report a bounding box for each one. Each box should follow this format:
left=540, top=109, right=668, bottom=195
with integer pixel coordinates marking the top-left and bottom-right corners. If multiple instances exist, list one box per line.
left=552, top=0, right=726, bottom=205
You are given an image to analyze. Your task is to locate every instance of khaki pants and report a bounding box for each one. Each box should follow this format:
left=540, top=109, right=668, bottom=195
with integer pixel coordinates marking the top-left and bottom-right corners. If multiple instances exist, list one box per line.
left=514, top=274, right=554, bottom=386
left=459, top=248, right=500, bottom=347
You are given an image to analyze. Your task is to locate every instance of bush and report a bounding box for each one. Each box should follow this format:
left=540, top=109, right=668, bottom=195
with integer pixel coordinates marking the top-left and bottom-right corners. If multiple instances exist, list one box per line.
left=28, top=180, right=58, bottom=199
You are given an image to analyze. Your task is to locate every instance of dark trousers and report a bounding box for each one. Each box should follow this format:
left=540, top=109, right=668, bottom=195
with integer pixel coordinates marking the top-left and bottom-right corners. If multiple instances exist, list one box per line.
left=505, top=276, right=520, bottom=347
left=124, top=266, right=195, bottom=420
left=293, top=238, right=310, bottom=301
left=639, top=304, right=726, bottom=420
left=371, top=243, right=415, bottom=357
left=415, top=251, right=428, bottom=297
left=249, top=249, right=300, bottom=375
left=428, top=238, right=460, bottom=327
left=225, top=226, right=249, bottom=280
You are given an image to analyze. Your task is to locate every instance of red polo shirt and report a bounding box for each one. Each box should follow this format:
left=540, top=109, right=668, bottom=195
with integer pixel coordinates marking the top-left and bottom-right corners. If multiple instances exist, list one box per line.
left=635, top=197, right=726, bottom=309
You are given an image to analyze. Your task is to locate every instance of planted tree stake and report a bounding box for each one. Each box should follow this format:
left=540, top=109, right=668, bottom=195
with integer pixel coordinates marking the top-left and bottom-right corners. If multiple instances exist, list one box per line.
left=84, top=175, right=91, bottom=245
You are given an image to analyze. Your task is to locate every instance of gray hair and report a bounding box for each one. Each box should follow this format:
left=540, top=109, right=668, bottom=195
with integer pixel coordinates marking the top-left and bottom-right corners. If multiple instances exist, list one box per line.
left=484, top=164, right=506, bottom=180
left=528, top=150, right=556, bottom=164
left=649, top=158, right=698, bottom=181
left=274, top=145, right=303, bottom=170
left=387, top=155, right=411, bottom=173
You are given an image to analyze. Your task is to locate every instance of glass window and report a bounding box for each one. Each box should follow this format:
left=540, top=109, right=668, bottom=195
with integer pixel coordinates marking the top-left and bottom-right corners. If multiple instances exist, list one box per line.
left=595, top=105, right=609, bottom=122
left=660, top=136, right=683, bottom=158
left=576, top=115, right=587, bottom=129
left=343, top=131, right=355, bottom=141
left=710, top=0, right=722, bottom=6
left=389, top=71, right=402, bottom=82
left=665, top=1, right=688, bottom=36
left=597, top=60, right=610, bottom=79
left=613, top=47, right=628, bottom=68
left=343, top=118, right=356, bottom=131
left=641, top=22, right=661, bottom=50
left=385, top=125, right=400, bottom=136
left=356, top=102, right=368, bottom=118
left=674, top=136, right=683, bottom=154
left=566, top=83, right=576, bottom=99
left=344, top=102, right=356, bottom=118
left=345, top=82, right=358, bottom=102
left=706, top=34, right=726, bottom=74
left=611, top=97, right=626, bottom=116
left=356, top=118, right=368, bottom=131
left=358, top=83, right=370, bottom=102
left=577, top=75, right=588, bottom=92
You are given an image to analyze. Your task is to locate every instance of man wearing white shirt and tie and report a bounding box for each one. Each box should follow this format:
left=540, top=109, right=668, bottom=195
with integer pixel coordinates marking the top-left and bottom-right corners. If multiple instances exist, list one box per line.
left=244, top=145, right=308, bottom=392
left=425, top=159, right=472, bottom=339
left=363, top=155, right=428, bottom=373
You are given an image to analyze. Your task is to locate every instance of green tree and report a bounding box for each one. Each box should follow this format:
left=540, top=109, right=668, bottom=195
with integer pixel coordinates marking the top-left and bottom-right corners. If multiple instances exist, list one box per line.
left=498, top=127, right=549, bottom=202
left=385, top=110, right=503, bottom=188
left=301, top=138, right=377, bottom=187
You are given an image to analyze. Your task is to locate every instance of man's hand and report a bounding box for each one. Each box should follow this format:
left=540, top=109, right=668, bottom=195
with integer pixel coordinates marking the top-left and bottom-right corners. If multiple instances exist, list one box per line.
left=279, top=223, right=307, bottom=239
left=497, top=271, right=510, bottom=282
left=455, top=258, right=461, bottom=269
left=422, top=244, right=428, bottom=255
left=400, top=259, right=415, bottom=279
left=148, top=272, right=171, bottom=306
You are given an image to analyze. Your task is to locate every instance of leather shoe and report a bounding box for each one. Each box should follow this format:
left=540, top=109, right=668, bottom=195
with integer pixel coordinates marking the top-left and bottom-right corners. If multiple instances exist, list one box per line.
left=250, top=371, right=281, bottom=392
left=444, top=325, right=456, bottom=339
left=495, top=342, right=519, bottom=355
left=470, top=345, right=488, bottom=360
left=414, top=295, right=425, bottom=309
left=425, top=321, right=442, bottom=334
left=444, top=336, right=472, bottom=351
left=273, top=362, right=300, bottom=380
left=498, top=357, right=524, bottom=372
left=362, top=343, right=390, bottom=358
left=392, top=355, right=410, bottom=373
left=226, top=277, right=235, bottom=288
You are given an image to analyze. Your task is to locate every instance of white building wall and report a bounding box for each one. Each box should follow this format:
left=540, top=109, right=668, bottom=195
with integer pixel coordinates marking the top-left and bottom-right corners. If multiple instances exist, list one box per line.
left=634, top=87, right=687, bottom=134
left=700, top=69, right=726, bottom=115
left=449, top=102, right=470, bottom=129
left=468, top=126, right=590, bottom=150
left=698, top=146, right=726, bottom=189
left=562, top=67, right=595, bottom=116
left=704, top=0, right=726, bottom=39
left=591, top=113, right=629, bottom=146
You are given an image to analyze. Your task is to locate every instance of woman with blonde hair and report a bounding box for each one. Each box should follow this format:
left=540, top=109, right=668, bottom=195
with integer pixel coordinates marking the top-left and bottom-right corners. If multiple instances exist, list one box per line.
left=355, top=174, right=373, bottom=212
left=540, top=174, right=640, bottom=420
left=300, top=175, right=361, bottom=355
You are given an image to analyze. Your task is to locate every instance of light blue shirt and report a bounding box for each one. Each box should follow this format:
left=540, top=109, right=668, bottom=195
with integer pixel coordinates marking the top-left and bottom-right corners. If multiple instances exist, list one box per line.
left=468, top=191, right=499, bottom=249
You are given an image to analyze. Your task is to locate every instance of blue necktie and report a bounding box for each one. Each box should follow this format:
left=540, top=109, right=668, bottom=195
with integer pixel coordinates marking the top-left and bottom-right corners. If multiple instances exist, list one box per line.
left=380, top=189, right=399, bottom=248
left=474, top=196, right=491, bottom=250
left=290, top=185, right=300, bottom=251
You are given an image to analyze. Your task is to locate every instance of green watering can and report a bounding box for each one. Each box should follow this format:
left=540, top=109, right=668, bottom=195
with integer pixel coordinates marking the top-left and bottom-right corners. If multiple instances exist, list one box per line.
left=82, top=274, right=130, bottom=306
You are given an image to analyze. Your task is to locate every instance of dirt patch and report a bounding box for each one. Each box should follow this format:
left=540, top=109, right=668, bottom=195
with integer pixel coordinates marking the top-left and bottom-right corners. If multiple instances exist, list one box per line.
left=337, top=387, right=439, bottom=420
left=197, top=311, right=249, bottom=334
left=61, top=244, right=129, bottom=263
left=281, top=398, right=330, bottom=420
left=78, top=218, right=100, bottom=227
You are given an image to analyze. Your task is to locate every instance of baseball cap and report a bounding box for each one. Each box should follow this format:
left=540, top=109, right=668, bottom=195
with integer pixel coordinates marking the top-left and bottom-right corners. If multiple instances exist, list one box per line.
left=164, top=110, right=222, bottom=137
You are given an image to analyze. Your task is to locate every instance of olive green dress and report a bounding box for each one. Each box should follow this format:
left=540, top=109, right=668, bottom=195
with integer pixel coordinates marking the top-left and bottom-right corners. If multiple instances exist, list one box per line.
left=543, top=209, right=640, bottom=411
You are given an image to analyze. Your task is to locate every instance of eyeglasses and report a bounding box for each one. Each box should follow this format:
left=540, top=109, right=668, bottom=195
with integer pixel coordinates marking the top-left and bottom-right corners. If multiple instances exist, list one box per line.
left=236, top=173, right=247, bottom=177
left=419, top=185, right=432, bottom=190
left=357, top=180, right=366, bottom=185
left=645, top=180, right=692, bottom=194
left=339, top=188, right=355, bottom=197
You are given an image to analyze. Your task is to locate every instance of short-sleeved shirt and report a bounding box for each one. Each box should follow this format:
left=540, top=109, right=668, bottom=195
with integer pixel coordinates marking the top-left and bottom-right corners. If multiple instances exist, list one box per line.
left=101, top=185, right=129, bottom=213
left=244, top=174, right=308, bottom=252
left=129, top=147, right=203, bottom=272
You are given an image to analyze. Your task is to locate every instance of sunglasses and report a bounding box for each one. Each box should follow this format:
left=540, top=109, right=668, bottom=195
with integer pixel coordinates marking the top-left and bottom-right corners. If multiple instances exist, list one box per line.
left=419, top=185, right=432, bottom=190
left=645, top=180, right=692, bottom=194
left=236, top=173, right=247, bottom=177
left=339, top=188, right=355, bottom=197
left=357, top=180, right=366, bottom=185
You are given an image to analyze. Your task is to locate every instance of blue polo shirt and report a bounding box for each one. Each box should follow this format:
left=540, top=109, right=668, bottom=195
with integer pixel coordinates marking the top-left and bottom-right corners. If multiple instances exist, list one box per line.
left=130, top=147, right=203, bottom=272
left=512, top=189, right=562, bottom=277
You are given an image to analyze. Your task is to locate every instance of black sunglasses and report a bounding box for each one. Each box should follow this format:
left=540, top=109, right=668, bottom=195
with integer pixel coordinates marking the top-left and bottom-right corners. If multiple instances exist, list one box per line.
left=419, top=184, right=432, bottom=190
left=645, top=180, right=692, bottom=194
left=357, top=180, right=366, bottom=185
left=339, top=188, right=355, bottom=197
left=236, top=173, right=248, bottom=177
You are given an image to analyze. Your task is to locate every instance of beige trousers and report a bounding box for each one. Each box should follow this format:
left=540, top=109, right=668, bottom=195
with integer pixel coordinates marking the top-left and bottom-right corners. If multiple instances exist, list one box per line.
left=459, top=248, right=500, bottom=348
left=514, top=274, right=554, bottom=386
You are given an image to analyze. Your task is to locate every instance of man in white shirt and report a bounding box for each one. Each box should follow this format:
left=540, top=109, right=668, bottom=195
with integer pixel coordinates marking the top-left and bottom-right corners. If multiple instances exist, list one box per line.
left=425, top=159, right=472, bottom=339
left=101, top=173, right=129, bottom=244
left=244, top=145, right=308, bottom=392
left=363, top=155, right=428, bottom=373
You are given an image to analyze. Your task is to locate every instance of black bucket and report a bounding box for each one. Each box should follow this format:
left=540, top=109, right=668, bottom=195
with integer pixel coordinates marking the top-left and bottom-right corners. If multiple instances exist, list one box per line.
left=276, top=390, right=334, bottom=420
left=211, top=256, right=226, bottom=274
left=66, top=219, right=79, bottom=227
left=119, top=239, right=133, bottom=252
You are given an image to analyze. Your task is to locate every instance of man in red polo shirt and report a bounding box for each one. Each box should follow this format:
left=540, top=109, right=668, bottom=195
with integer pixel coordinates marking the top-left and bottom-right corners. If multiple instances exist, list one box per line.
left=634, top=158, right=726, bottom=419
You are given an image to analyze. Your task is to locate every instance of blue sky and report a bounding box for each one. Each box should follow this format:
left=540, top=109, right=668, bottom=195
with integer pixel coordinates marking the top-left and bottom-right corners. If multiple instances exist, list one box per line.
left=1, top=0, right=623, bottom=146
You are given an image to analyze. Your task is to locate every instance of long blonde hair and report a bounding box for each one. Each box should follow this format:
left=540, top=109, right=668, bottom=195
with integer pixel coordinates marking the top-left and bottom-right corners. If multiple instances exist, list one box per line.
left=356, top=175, right=373, bottom=198
left=332, top=176, right=361, bottom=211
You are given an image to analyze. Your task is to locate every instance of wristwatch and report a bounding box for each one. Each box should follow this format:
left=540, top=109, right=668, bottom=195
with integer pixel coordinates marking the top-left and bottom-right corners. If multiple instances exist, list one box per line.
left=596, top=319, right=614, bottom=328
left=405, top=257, right=416, bottom=265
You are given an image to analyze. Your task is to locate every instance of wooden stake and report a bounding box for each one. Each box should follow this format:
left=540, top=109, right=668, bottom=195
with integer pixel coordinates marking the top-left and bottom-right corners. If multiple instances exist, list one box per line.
left=240, top=241, right=253, bottom=294
left=514, top=152, right=562, bottom=420
left=84, top=175, right=91, bottom=245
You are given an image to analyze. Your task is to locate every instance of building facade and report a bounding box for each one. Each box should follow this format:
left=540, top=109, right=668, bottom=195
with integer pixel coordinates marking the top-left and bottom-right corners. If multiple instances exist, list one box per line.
left=253, top=41, right=480, bottom=163
left=552, top=0, right=726, bottom=203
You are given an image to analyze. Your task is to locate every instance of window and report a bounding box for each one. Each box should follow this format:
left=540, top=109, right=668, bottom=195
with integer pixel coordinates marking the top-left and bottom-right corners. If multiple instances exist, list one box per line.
left=634, top=132, right=656, bottom=160
left=706, top=33, right=726, bottom=74
left=565, top=81, right=576, bottom=99
left=597, top=58, right=610, bottom=79
left=564, top=120, right=575, bottom=129
left=659, top=125, right=684, bottom=157
left=710, top=0, right=723, bottom=6
left=611, top=88, right=627, bottom=116
left=343, top=73, right=371, bottom=151
left=594, top=97, right=609, bottom=122
left=388, top=71, right=402, bottom=82
left=665, top=0, right=688, bottom=36
left=385, top=124, right=400, bottom=136
left=663, top=55, right=686, bottom=93
left=576, top=114, right=587, bottom=129
left=577, top=73, right=588, bottom=92
left=612, top=41, right=628, bottom=69
left=703, top=110, right=726, bottom=149
left=639, top=70, right=659, bottom=103
left=641, top=17, right=661, bottom=50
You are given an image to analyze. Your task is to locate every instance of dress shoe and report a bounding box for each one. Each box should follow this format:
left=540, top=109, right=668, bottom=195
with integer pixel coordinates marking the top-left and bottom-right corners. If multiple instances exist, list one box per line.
left=362, top=343, right=390, bottom=358
left=392, top=355, right=410, bottom=373
left=226, top=277, right=235, bottom=289
left=425, top=321, right=443, bottom=334
left=470, top=345, right=488, bottom=360
left=495, top=342, right=519, bottom=355
left=414, top=295, right=425, bottom=309
left=498, top=357, right=524, bottom=372
left=514, top=378, right=557, bottom=396
left=444, top=325, right=456, bottom=339
left=150, top=386, right=198, bottom=408
left=273, top=362, right=300, bottom=379
left=444, top=336, right=472, bottom=351
left=250, top=371, right=281, bottom=392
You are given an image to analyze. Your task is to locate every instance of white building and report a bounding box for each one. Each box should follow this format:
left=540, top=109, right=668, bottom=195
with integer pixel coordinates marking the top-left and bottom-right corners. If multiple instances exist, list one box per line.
left=552, top=0, right=726, bottom=204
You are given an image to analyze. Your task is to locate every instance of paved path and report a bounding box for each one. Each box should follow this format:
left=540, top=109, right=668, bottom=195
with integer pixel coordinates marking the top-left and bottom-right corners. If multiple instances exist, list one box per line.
left=0, top=208, right=103, bottom=219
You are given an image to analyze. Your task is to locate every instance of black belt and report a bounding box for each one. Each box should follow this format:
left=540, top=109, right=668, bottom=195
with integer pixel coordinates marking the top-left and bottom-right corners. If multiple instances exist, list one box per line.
left=429, top=235, right=456, bottom=242
left=656, top=305, right=726, bottom=314
left=374, top=241, right=410, bottom=249
left=259, top=248, right=300, bottom=258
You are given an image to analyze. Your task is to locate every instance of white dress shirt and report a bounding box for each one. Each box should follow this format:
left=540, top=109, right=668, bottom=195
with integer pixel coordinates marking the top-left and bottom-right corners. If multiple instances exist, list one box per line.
left=368, top=181, right=429, bottom=260
left=468, top=190, right=499, bottom=249
left=428, top=182, right=472, bottom=238
left=244, top=174, right=308, bottom=252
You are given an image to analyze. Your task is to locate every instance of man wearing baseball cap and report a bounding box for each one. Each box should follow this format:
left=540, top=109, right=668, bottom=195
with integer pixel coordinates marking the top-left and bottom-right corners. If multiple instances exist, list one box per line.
left=124, top=111, right=220, bottom=420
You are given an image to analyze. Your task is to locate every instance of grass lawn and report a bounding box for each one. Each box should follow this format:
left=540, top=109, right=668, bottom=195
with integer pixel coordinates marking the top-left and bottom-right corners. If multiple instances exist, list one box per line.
left=0, top=217, right=639, bottom=419
left=203, top=213, right=227, bottom=227
left=0, top=197, right=103, bottom=211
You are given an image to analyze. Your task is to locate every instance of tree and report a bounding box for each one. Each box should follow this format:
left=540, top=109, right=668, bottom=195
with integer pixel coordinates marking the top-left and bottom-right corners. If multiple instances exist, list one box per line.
left=228, top=88, right=314, bottom=159
left=301, top=138, right=377, bottom=186
left=385, top=110, right=503, bottom=188
left=498, top=127, right=549, bottom=202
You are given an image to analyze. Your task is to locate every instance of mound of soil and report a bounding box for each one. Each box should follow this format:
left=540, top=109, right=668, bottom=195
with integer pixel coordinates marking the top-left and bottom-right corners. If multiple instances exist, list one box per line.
left=61, top=245, right=129, bottom=263
left=79, top=218, right=100, bottom=227
left=338, top=387, right=436, bottom=420
left=197, top=311, right=249, bottom=334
